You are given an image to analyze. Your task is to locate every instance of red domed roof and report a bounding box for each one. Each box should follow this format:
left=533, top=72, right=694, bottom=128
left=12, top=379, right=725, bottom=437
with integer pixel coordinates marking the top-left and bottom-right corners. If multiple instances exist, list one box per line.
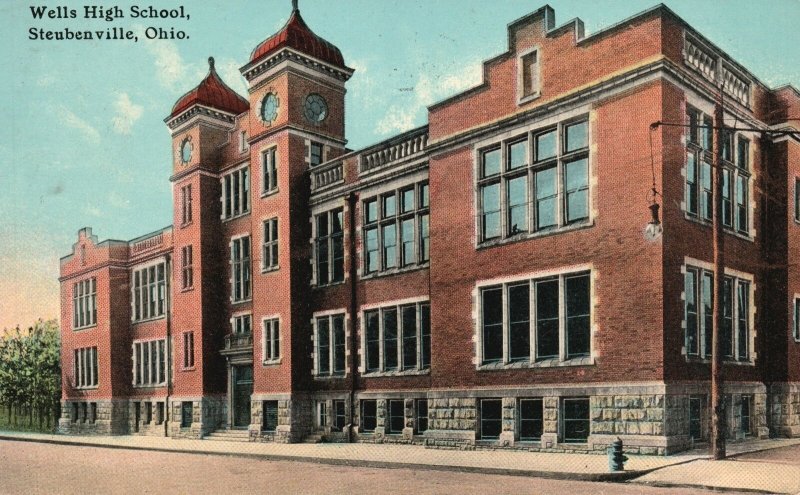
left=249, top=8, right=346, bottom=69
left=169, top=58, right=249, bottom=120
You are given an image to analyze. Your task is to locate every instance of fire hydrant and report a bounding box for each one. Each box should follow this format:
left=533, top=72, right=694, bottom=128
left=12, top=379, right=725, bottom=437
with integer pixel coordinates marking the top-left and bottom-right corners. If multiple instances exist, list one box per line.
left=608, top=437, right=628, bottom=472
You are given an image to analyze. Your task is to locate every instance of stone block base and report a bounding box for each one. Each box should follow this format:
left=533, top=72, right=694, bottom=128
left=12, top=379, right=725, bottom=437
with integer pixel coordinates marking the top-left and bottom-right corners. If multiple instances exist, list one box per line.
left=58, top=400, right=128, bottom=435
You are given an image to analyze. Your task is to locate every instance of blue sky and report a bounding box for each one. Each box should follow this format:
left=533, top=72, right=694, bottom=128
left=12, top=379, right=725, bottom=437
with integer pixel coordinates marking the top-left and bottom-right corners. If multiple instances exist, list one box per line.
left=0, top=0, right=798, bottom=330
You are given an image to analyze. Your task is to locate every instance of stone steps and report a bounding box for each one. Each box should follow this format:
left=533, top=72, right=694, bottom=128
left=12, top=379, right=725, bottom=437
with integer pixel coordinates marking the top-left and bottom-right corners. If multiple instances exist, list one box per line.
left=204, top=429, right=250, bottom=442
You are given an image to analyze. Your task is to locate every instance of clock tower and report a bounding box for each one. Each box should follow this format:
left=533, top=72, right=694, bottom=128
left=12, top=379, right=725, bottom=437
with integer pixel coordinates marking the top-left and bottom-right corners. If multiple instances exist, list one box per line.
left=236, top=1, right=354, bottom=440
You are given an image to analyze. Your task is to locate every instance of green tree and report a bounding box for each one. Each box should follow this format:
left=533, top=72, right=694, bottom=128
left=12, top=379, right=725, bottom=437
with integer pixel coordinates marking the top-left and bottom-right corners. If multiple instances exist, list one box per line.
left=0, top=319, right=61, bottom=431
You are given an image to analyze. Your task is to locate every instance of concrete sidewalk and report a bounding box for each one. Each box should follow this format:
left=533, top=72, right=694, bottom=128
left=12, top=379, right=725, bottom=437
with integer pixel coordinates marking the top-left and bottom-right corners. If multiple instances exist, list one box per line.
left=1, top=430, right=799, bottom=490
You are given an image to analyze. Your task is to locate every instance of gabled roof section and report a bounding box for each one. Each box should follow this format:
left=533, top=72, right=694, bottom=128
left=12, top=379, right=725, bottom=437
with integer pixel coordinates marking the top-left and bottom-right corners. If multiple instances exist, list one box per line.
left=168, top=57, right=249, bottom=120
left=249, top=7, right=346, bottom=70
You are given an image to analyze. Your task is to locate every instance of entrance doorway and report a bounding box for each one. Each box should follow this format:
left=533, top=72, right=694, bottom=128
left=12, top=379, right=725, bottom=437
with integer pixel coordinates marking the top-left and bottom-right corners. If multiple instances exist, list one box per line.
left=232, top=365, right=253, bottom=429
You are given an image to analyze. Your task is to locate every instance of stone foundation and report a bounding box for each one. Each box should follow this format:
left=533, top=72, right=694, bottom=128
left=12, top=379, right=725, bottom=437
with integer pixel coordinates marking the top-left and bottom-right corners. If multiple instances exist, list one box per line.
left=250, top=394, right=312, bottom=443
left=770, top=382, right=800, bottom=437
left=168, top=396, right=226, bottom=439
left=58, top=399, right=128, bottom=435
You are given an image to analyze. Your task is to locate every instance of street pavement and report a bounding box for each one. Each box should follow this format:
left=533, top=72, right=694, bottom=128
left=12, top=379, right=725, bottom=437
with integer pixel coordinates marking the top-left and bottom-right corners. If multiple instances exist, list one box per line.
left=1, top=430, right=799, bottom=493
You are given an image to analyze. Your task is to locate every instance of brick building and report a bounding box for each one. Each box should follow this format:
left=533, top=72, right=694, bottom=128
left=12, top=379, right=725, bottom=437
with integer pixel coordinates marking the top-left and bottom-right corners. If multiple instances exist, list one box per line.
left=58, top=3, right=800, bottom=454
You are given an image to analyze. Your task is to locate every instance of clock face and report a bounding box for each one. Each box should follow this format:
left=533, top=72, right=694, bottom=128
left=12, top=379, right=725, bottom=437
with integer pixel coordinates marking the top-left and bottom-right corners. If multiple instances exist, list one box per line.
left=261, top=93, right=279, bottom=123
left=180, top=138, right=192, bottom=164
left=303, top=93, right=328, bottom=123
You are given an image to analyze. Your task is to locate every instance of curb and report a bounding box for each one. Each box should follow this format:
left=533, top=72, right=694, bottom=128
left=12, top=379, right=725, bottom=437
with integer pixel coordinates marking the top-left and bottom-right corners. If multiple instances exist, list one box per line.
left=632, top=480, right=779, bottom=495
left=0, top=434, right=644, bottom=482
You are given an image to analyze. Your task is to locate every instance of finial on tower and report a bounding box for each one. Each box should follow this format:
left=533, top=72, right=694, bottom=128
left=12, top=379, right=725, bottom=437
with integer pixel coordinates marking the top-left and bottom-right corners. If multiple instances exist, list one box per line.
left=208, top=57, right=215, bottom=72
left=292, top=0, right=298, bottom=12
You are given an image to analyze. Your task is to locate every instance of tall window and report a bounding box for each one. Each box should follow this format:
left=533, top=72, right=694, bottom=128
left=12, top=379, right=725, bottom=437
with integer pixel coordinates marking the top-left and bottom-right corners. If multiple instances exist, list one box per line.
left=132, top=339, right=166, bottom=387
left=231, top=236, right=252, bottom=302
left=181, top=184, right=192, bottom=225
left=310, top=141, right=324, bottom=167
left=361, top=400, right=377, bottom=433
left=685, top=107, right=749, bottom=235
left=181, top=245, right=193, bottom=289
left=262, top=148, right=278, bottom=194
left=183, top=332, right=194, bottom=369
left=73, top=347, right=98, bottom=388
left=793, top=298, right=800, bottom=341
left=233, top=314, right=252, bottom=334
left=480, top=271, right=590, bottom=365
left=478, top=118, right=589, bottom=243
left=795, top=178, right=800, bottom=222
left=519, top=48, right=540, bottom=99
left=315, top=209, right=344, bottom=285
left=132, top=263, right=166, bottom=322
left=684, top=266, right=750, bottom=361
left=263, top=318, right=280, bottom=362
left=73, top=278, right=97, bottom=329
left=364, top=302, right=430, bottom=374
left=363, top=181, right=429, bottom=274
left=221, top=166, right=250, bottom=219
left=519, top=398, right=543, bottom=441
left=262, top=218, right=278, bottom=271
left=315, top=314, right=345, bottom=376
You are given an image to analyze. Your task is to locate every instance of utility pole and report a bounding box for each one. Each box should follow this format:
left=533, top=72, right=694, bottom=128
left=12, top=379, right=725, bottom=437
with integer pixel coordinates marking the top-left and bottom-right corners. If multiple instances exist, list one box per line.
left=711, top=87, right=726, bottom=460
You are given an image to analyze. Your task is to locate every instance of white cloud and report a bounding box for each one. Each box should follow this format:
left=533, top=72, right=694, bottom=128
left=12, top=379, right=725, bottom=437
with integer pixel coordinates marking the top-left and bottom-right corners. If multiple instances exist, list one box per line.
left=374, top=58, right=483, bottom=136
left=216, top=59, right=248, bottom=95
left=376, top=105, right=418, bottom=135
left=111, top=93, right=144, bottom=135
left=142, top=36, right=186, bottom=91
left=37, top=74, right=55, bottom=87
left=82, top=204, right=104, bottom=218
left=59, top=106, right=99, bottom=143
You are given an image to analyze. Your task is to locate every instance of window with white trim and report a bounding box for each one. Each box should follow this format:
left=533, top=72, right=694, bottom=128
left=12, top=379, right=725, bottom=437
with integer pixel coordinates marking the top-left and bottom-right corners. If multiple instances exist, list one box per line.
left=684, top=266, right=750, bottom=361
left=132, top=263, right=167, bottom=322
left=310, top=141, right=324, bottom=167
left=315, top=314, right=345, bottom=376
left=262, top=148, right=277, bottom=194
left=364, top=302, right=430, bottom=374
left=182, top=331, right=194, bottom=369
left=479, top=271, right=590, bottom=366
left=231, top=236, right=252, bottom=302
left=181, top=245, right=193, bottom=289
left=233, top=314, right=252, bottom=334
left=363, top=182, right=429, bottom=274
left=73, top=347, right=98, bottom=388
left=478, top=119, right=589, bottom=243
left=73, top=278, right=96, bottom=329
left=262, top=318, right=280, bottom=362
left=793, top=297, right=800, bottom=341
left=262, top=218, right=278, bottom=271
left=239, top=131, right=248, bottom=153
left=518, top=47, right=540, bottom=100
left=794, top=178, right=800, bottom=223
left=315, top=208, right=344, bottom=285
left=685, top=107, right=749, bottom=235
left=181, top=184, right=192, bottom=225
left=221, top=166, right=250, bottom=219
left=132, top=339, right=166, bottom=387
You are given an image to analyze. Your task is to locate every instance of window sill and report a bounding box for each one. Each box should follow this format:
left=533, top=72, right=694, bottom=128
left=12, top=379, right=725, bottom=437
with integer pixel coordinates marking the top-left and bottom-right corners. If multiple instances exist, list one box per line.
left=361, top=262, right=430, bottom=281
left=180, top=221, right=193, bottom=229
left=261, top=266, right=280, bottom=274
left=73, top=386, right=99, bottom=390
left=222, top=212, right=251, bottom=222
left=132, top=384, right=168, bottom=389
left=312, top=280, right=346, bottom=289
left=263, top=359, right=282, bottom=367
left=477, top=355, right=594, bottom=371
left=132, top=315, right=167, bottom=325
left=684, top=213, right=753, bottom=242
left=181, top=367, right=196, bottom=372
left=684, top=356, right=754, bottom=366
left=73, top=324, right=97, bottom=332
left=261, top=189, right=279, bottom=199
left=361, top=368, right=430, bottom=378
left=313, top=373, right=347, bottom=380
left=517, top=91, right=541, bottom=106
left=181, top=286, right=194, bottom=293
left=231, top=298, right=253, bottom=306
left=477, top=221, right=593, bottom=250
